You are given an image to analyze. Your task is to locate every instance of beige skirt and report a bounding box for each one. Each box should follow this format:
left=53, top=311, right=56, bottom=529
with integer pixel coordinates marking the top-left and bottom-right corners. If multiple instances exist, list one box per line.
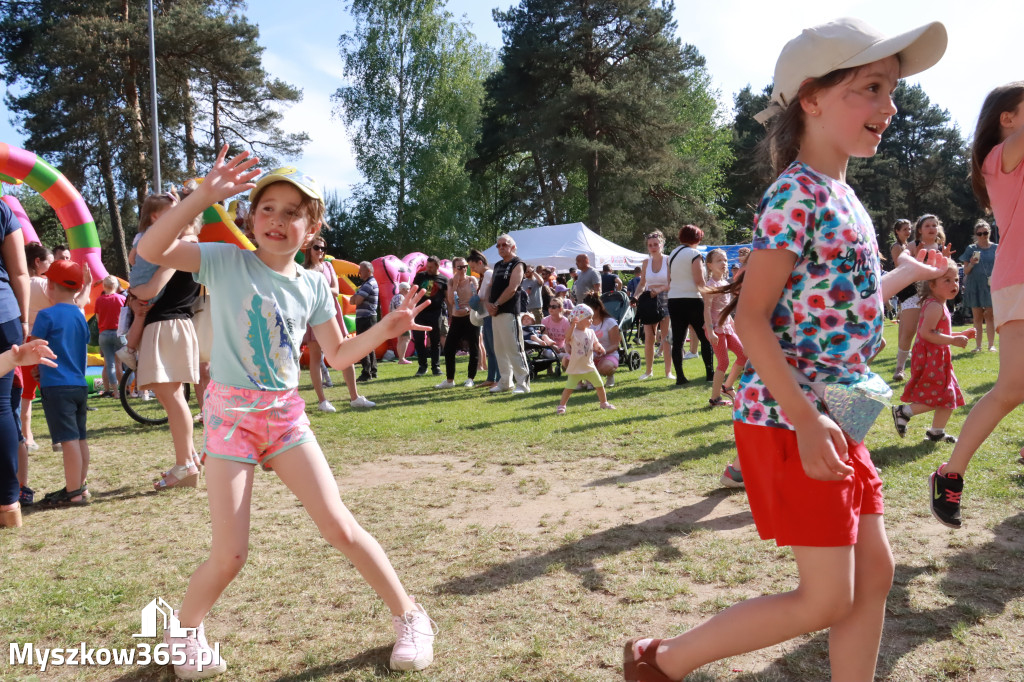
left=993, top=282, right=1024, bottom=332
left=138, top=318, right=200, bottom=387
left=192, top=296, right=213, bottom=364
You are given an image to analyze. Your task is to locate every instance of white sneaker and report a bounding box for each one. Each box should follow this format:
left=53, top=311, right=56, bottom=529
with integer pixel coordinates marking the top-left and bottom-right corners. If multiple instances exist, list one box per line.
left=489, top=384, right=510, bottom=393
left=606, top=375, right=614, bottom=387
left=463, top=379, right=475, bottom=388
left=349, top=396, right=375, bottom=408
left=163, top=611, right=227, bottom=680
left=435, top=379, right=456, bottom=389
left=666, top=373, right=676, bottom=380
left=511, top=384, right=530, bottom=394
left=141, top=390, right=153, bottom=401
left=683, top=351, right=698, bottom=360
left=318, top=400, right=337, bottom=413
left=638, top=372, right=653, bottom=380
left=390, top=603, right=436, bottom=671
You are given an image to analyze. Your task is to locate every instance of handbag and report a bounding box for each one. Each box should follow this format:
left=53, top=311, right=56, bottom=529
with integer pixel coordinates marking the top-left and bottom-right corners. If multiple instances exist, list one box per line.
left=791, top=366, right=892, bottom=443
left=636, top=291, right=659, bottom=321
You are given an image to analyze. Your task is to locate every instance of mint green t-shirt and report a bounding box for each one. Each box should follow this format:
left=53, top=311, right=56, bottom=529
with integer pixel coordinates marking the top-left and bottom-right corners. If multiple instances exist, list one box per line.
left=195, top=243, right=335, bottom=390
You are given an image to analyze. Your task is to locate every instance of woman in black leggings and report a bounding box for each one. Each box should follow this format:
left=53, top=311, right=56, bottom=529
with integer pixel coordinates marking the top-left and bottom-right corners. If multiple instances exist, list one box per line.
left=666, top=224, right=714, bottom=384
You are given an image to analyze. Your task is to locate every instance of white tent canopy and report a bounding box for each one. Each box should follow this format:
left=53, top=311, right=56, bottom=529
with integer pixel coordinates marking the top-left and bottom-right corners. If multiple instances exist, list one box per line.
left=482, top=222, right=646, bottom=273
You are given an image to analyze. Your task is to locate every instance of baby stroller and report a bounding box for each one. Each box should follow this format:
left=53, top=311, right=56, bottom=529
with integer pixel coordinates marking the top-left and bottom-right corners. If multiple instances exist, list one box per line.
left=522, top=323, right=563, bottom=381
left=600, top=291, right=642, bottom=371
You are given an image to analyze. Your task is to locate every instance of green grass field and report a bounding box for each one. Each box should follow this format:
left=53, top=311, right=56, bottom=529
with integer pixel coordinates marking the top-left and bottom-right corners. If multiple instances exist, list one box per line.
left=2, top=321, right=1023, bottom=681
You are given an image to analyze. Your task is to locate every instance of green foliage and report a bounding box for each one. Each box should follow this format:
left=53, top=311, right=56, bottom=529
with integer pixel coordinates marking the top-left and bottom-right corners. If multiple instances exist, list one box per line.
left=719, top=84, right=771, bottom=243
left=333, top=0, right=495, bottom=259
left=476, top=0, right=731, bottom=248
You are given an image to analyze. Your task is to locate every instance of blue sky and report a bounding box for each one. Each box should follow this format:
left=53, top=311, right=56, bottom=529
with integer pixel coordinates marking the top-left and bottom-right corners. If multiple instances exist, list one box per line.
left=1, top=0, right=1016, bottom=198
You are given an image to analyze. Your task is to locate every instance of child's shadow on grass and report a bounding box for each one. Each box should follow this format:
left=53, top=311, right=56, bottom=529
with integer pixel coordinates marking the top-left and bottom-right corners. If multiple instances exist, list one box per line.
left=726, top=512, right=1024, bottom=680
left=437, top=490, right=753, bottom=596
left=583, top=439, right=735, bottom=487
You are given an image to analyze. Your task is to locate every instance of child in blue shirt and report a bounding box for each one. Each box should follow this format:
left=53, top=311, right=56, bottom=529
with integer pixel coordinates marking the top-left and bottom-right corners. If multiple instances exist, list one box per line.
left=33, top=259, right=91, bottom=507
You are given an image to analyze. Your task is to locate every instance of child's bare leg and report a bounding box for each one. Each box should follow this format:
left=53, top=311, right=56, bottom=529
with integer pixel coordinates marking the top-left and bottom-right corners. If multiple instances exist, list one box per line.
left=827, top=514, right=894, bottom=681
left=947, top=320, right=1024, bottom=474
left=647, top=544, right=857, bottom=679
left=724, top=361, right=743, bottom=391
left=559, top=388, right=573, bottom=408
left=125, top=303, right=147, bottom=351
left=907, top=402, right=936, bottom=418
left=711, top=370, right=726, bottom=400
left=929, top=407, right=953, bottom=432
left=21, top=398, right=33, bottom=445
left=272, top=443, right=416, bottom=616
left=17, top=440, right=27, bottom=487
left=341, top=365, right=360, bottom=401
left=178, top=458, right=255, bottom=628
left=309, top=342, right=327, bottom=403
left=59, top=441, right=84, bottom=499
left=79, top=439, right=89, bottom=488
left=595, top=385, right=608, bottom=403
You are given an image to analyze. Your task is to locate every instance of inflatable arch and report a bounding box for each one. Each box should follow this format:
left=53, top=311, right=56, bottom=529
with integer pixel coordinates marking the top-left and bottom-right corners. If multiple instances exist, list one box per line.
left=0, top=143, right=108, bottom=286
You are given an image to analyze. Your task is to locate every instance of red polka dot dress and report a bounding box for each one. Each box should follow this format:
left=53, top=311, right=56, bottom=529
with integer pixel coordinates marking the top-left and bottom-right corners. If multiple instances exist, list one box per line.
left=900, top=298, right=965, bottom=409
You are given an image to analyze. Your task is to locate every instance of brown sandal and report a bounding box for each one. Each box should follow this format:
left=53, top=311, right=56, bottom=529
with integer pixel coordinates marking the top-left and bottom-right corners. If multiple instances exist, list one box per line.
left=623, top=638, right=674, bottom=682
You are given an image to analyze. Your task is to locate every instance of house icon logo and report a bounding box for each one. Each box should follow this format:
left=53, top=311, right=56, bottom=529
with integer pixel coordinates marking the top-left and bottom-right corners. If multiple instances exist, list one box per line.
left=133, top=597, right=196, bottom=638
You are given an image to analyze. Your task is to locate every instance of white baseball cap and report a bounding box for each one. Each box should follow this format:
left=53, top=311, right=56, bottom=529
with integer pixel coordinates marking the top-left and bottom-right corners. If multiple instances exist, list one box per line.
left=754, top=18, right=947, bottom=124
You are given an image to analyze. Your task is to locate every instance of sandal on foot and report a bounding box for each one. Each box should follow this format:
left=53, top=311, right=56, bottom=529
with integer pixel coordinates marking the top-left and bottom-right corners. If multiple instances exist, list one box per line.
left=154, top=465, right=199, bottom=491
left=156, top=454, right=203, bottom=482
left=556, top=405, right=567, bottom=415
left=0, top=503, right=22, bottom=528
left=708, top=397, right=731, bottom=407
left=623, top=638, right=673, bottom=682
left=925, top=430, right=958, bottom=444
left=600, top=401, right=616, bottom=410
left=722, top=386, right=736, bottom=400
left=38, top=487, right=89, bottom=507
left=891, top=405, right=910, bottom=438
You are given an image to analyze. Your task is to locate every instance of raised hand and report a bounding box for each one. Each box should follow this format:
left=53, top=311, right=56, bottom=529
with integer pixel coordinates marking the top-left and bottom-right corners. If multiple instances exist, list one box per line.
left=199, top=144, right=261, bottom=205
left=381, top=286, right=431, bottom=336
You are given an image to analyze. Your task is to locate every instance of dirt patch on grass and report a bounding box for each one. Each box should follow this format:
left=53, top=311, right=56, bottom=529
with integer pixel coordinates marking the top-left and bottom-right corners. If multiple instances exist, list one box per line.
left=337, top=455, right=754, bottom=537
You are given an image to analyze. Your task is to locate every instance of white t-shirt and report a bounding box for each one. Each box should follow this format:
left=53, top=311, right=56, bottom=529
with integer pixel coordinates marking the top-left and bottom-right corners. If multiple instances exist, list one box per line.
left=593, top=315, right=619, bottom=352
left=667, top=245, right=703, bottom=299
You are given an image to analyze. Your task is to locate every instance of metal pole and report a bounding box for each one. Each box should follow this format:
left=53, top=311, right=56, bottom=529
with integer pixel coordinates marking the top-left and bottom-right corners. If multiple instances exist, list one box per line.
left=148, top=0, right=161, bottom=190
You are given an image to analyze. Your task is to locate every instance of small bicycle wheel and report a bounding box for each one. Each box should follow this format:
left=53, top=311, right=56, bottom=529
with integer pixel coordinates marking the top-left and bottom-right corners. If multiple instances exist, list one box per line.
left=119, top=369, right=193, bottom=425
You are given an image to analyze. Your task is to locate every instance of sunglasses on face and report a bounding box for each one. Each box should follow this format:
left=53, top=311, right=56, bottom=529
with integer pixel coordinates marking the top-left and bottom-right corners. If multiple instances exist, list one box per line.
left=455, top=265, right=467, bottom=270
left=549, top=305, right=562, bottom=309
left=311, top=245, right=326, bottom=252
left=977, top=232, right=989, bottom=236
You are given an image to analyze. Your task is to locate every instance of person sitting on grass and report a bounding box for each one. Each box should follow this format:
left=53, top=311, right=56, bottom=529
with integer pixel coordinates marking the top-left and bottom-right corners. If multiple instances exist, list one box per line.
left=33, top=260, right=91, bottom=508
left=557, top=304, right=615, bottom=414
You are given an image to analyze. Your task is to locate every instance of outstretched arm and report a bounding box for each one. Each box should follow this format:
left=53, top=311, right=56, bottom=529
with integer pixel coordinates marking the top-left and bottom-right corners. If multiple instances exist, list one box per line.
left=138, top=145, right=260, bottom=273
left=317, top=287, right=430, bottom=369
left=881, top=248, right=950, bottom=299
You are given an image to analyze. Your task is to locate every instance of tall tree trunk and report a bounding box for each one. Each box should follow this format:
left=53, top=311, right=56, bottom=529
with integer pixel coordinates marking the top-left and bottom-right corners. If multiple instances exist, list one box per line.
left=531, top=151, right=556, bottom=226
left=587, top=150, right=601, bottom=234
left=212, top=78, right=222, bottom=150
left=396, top=23, right=407, bottom=253
left=98, top=137, right=130, bottom=278
left=122, top=0, right=149, bottom=204
left=183, top=82, right=197, bottom=175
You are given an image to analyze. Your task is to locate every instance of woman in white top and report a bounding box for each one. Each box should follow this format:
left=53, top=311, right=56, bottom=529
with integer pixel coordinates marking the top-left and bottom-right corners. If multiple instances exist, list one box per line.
left=894, top=214, right=946, bottom=381
left=666, top=224, right=714, bottom=385
left=468, top=249, right=499, bottom=387
left=636, top=230, right=673, bottom=380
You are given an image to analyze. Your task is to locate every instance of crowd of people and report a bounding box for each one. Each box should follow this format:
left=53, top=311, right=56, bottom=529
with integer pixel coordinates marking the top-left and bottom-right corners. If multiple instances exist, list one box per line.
left=4, top=13, right=1024, bottom=682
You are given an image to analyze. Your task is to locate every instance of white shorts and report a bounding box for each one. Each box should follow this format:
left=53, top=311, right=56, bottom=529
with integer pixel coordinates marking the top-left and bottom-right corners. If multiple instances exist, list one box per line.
left=993, top=283, right=1024, bottom=332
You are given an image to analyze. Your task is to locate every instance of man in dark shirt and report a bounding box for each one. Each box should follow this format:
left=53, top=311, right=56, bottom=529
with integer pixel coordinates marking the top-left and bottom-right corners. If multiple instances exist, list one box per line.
left=411, top=256, right=448, bottom=376
left=601, top=264, right=623, bottom=294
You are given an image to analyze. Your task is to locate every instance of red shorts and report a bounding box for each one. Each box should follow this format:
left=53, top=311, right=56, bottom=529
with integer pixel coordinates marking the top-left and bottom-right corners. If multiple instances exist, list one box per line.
left=734, top=421, right=884, bottom=547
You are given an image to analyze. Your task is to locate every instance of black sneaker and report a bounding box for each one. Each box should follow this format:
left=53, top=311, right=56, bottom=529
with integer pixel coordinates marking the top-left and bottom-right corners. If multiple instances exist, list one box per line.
left=432, top=368, right=442, bottom=376
left=356, top=373, right=373, bottom=383
left=414, top=368, right=427, bottom=377
left=930, top=465, right=963, bottom=528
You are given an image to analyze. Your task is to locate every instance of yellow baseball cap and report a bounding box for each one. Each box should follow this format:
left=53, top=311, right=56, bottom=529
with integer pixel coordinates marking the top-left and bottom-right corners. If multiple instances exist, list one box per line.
left=250, top=166, right=323, bottom=203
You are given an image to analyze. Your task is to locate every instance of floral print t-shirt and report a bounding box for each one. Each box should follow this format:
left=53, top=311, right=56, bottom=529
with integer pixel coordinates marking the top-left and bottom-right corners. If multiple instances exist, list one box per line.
left=734, top=161, right=885, bottom=430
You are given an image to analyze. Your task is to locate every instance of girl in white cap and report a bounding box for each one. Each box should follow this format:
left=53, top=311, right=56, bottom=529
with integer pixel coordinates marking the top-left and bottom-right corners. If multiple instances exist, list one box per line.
left=624, top=17, right=949, bottom=682
left=138, top=147, right=437, bottom=679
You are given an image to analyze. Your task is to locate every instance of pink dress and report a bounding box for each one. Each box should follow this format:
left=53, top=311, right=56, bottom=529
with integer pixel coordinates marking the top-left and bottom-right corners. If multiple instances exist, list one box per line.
left=900, top=297, right=965, bottom=409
